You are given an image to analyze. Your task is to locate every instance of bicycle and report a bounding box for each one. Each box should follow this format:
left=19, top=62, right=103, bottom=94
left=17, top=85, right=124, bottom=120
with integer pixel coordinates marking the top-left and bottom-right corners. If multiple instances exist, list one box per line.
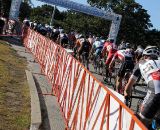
left=110, top=67, right=132, bottom=108
left=103, top=60, right=120, bottom=89
left=82, top=52, right=89, bottom=70
left=93, top=53, right=104, bottom=74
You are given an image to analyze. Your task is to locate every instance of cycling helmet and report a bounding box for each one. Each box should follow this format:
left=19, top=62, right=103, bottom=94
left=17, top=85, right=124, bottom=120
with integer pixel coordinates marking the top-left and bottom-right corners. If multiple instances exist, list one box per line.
left=137, top=45, right=143, bottom=49
left=100, top=39, right=105, bottom=44
left=118, top=42, right=126, bottom=50
left=143, top=46, right=160, bottom=58
left=107, top=38, right=114, bottom=43
left=125, top=43, right=131, bottom=48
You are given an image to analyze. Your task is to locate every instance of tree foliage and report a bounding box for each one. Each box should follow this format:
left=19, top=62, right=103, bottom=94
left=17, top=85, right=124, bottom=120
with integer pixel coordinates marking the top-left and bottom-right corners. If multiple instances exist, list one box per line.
left=0, top=0, right=31, bottom=21
left=2, top=0, right=159, bottom=47
left=59, top=11, right=110, bottom=37
left=1, top=0, right=12, bottom=17
left=30, top=4, right=63, bottom=25
left=87, top=0, right=156, bottom=46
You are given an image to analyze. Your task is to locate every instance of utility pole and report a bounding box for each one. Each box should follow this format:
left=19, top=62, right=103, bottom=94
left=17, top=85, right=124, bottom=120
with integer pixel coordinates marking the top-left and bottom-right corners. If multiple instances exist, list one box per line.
left=50, top=5, right=56, bottom=26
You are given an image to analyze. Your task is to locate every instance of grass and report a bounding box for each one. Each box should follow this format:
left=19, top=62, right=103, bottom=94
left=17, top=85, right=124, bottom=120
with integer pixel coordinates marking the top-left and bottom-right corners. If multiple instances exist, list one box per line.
left=0, top=40, right=30, bottom=130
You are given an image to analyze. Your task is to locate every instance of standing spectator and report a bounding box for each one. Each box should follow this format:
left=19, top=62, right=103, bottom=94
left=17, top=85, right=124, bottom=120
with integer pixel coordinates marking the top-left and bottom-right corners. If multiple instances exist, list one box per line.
left=0, top=14, right=5, bottom=34
left=14, top=18, right=22, bottom=35
left=7, top=19, right=16, bottom=34
left=51, top=28, right=60, bottom=43
left=22, top=18, right=30, bottom=37
left=60, top=33, right=68, bottom=47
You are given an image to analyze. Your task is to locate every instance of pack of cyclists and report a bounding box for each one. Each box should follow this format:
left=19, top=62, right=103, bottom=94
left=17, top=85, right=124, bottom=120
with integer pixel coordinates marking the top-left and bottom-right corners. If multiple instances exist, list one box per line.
left=28, top=22, right=160, bottom=129
left=124, top=46, right=160, bottom=129
left=73, top=36, right=160, bottom=129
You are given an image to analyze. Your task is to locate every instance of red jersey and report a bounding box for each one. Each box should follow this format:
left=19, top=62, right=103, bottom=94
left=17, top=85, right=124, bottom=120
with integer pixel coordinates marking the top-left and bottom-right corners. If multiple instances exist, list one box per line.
left=103, top=42, right=117, bottom=64
left=103, top=42, right=117, bottom=54
left=113, top=49, right=134, bottom=61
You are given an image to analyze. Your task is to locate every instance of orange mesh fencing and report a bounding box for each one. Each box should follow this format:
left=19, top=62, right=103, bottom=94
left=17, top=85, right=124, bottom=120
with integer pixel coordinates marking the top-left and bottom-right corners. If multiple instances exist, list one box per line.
left=23, top=28, right=147, bottom=130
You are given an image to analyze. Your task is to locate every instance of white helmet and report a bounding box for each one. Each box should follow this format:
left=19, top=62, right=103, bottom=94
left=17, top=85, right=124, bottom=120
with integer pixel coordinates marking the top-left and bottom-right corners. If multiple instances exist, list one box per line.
left=125, top=42, right=131, bottom=48
left=143, top=46, right=160, bottom=58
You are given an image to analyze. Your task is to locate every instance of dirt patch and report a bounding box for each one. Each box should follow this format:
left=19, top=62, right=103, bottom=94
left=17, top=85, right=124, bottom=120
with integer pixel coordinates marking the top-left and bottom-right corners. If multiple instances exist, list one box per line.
left=0, top=40, right=30, bottom=130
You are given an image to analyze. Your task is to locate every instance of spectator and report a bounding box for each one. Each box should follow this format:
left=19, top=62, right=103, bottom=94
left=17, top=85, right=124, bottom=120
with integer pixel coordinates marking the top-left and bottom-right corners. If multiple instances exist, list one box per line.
left=38, top=24, right=47, bottom=36
left=61, top=33, right=68, bottom=47
left=0, top=15, right=5, bottom=34
left=7, top=19, right=16, bottom=34
left=14, top=18, right=22, bottom=35
left=51, top=29, right=60, bottom=43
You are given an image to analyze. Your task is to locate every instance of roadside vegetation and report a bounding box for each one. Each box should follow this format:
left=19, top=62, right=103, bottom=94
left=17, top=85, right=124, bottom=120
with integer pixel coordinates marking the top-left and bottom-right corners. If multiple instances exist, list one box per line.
left=0, top=40, right=30, bottom=130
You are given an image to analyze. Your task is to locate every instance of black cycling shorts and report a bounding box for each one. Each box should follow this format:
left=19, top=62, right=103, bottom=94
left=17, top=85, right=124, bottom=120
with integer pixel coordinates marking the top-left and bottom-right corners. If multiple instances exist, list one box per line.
left=118, top=60, right=134, bottom=77
left=82, top=52, right=89, bottom=59
left=141, top=91, right=160, bottom=119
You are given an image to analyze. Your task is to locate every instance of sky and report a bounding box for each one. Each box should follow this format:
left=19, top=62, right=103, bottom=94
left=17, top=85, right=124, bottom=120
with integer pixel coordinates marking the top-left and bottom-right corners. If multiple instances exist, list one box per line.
left=31, top=0, right=160, bottom=30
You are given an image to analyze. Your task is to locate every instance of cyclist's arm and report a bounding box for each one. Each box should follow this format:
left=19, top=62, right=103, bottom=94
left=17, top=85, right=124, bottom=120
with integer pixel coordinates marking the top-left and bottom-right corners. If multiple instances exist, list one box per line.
left=90, top=44, right=95, bottom=54
left=101, top=46, right=107, bottom=56
left=78, top=42, right=83, bottom=53
left=109, top=53, right=117, bottom=69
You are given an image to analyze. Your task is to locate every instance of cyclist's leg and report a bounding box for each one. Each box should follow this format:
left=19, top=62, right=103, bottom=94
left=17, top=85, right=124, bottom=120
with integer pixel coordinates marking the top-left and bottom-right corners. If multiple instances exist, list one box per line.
left=93, top=53, right=97, bottom=71
left=139, top=90, right=160, bottom=129
left=85, top=52, right=89, bottom=70
left=116, top=76, right=123, bottom=93
left=104, top=56, right=112, bottom=82
left=73, top=47, right=78, bottom=59
left=78, top=50, right=82, bottom=62
left=103, top=64, right=109, bottom=82
left=82, top=52, right=85, bottom=65
left=116, top=62, right=125, bottom=93
left=97, top=55, right=101, bottom=73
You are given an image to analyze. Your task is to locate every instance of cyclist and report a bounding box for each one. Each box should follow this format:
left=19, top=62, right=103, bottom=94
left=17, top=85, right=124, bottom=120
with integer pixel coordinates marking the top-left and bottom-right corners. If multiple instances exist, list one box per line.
left=109, top=43, right=135, bottom=93
left=74, top=35, right=85, bottom=59
left=91, top=38, right=105, bottom=72
left=78, top=37, right=91, bottom=70
left=92, top=38, right=104, bottom=56
left=135, top=45, right=144, bottom=63
left=102, top=38, right=117, bottom=82
left=124, top=46, right=160, bottom=129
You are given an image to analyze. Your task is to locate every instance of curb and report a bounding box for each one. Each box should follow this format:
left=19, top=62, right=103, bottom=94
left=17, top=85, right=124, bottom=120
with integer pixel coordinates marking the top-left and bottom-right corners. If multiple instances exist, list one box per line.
left=25, top=70, right=42, bottom=130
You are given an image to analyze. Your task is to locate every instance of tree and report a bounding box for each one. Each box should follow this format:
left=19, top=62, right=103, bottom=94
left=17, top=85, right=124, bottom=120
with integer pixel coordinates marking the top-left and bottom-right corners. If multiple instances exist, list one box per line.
left=19, top=2, right=31, bottom=21
left=145, top=29, right=160, bottom=48
left=58, top=11, right=110, bottom=37
left=87, top=0, right=153, bottom=45
left=27, top=1, right=160, bottom=47
left=0, top=0, right=12, bottom=17
left=0, top=0, right=31, bottom=21
left=30, top=4, right=63, bottom=25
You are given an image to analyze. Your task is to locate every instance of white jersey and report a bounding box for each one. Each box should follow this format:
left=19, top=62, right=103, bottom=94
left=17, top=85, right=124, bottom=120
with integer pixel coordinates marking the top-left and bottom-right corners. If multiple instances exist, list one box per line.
left=132, top=59, right=160, bottom=94
left=140, top=60, right=160, bottom=82
left=118, top=49, right=133, bottom=57
left=93, top=41, right=103, bottom=50
left=114, top=49, right=134, bottom=61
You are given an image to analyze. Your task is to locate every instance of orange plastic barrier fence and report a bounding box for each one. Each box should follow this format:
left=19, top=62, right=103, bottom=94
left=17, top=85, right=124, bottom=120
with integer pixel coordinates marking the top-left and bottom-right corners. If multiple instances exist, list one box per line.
left=23, top=28, right=147, bottom=130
